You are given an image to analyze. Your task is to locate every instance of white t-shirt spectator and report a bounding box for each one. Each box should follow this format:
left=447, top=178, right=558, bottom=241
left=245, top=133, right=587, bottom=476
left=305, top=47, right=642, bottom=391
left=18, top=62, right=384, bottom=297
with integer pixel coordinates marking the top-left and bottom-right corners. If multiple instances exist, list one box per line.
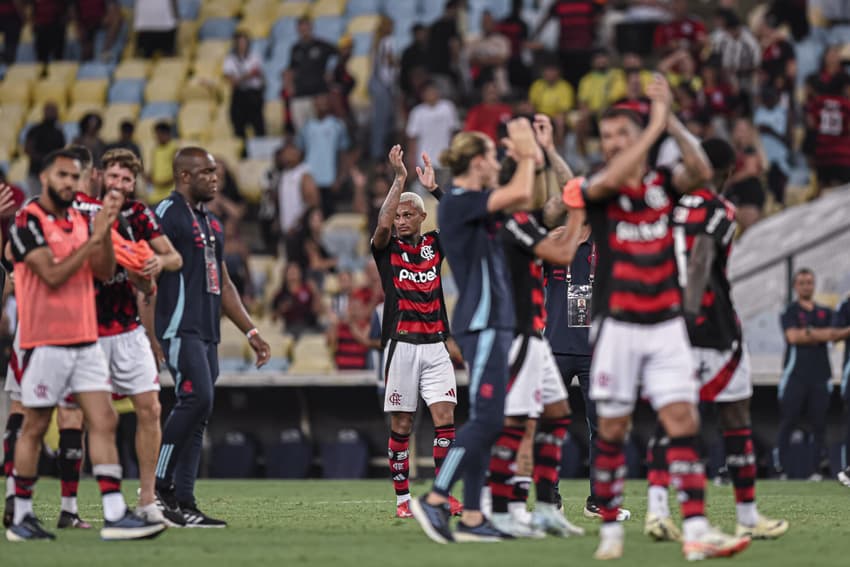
left=223, top=51, right=264, bottom=90
left=406, top=100, right=459, bottom=167
left=278, top=162, right=311, bottom=234
left=297, top=115, right=350, bottom=187
left=134, top=0, right=177, bottom=32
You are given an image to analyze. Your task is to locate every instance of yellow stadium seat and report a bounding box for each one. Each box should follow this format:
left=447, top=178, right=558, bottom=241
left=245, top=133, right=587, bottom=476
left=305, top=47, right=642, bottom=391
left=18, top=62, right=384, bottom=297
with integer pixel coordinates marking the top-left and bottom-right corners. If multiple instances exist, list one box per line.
left=210, top=104, right=235, bottom=139
left=181, top=77, right=223, bottom=103
left=237, top=158, right=270, bottom=203
left=19, top=23, right=33, bottom=43
left=239, top=16, right=273, bottom=39
left=144, top=77, right=183, bottom=103
left=178, top=101, right=216, bottom=140
left=25, top=102, right=67, bottom=125
left=311, top=0, right=346, bottom=18
left=71, top=79, right=109, bottom=105
left=243, top=0, right=277, bottom=18
left=102, top=103, right=141, bottom=140
left=66, top=102, right=103, bottom=122
left=263, top=100, right=283, bottom=136
left=7, top=157, right=29, bottom=184
left=289, top=334, right=334, bottom=374
left=4, top=64, right=41, bottom=86
left=346, top=56, right=370, bottom=106
left=177, top=20, right=200, bottom=57
left=114, top=59, right=151, bottom=80
left=46, top=61, right=79, bottom=83
left=276, top=2, right=310, bottom=18
left=152, top=58, right=191, bottom=82
left=193, top=57, right=225, bottom=80
left=199, top=0, right=242, bottom=19
left=207, top=137, right=244, bottom=167
left=347, top=15, right=381, bottom=34
left=195, top=39, right=232, bottom=62
left=325, top=213, right=366, bottom=232
left=0, top=103, right=27, bottom=131
left=0, top=81, right=32, bottom=105
left=32, top=80, right=68, bottom=106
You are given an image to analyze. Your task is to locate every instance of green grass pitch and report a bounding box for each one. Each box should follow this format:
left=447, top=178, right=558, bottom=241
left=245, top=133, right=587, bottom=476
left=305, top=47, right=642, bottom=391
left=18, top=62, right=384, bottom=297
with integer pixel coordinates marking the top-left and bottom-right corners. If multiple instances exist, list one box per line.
left=2, top=479, right=848, bottom=566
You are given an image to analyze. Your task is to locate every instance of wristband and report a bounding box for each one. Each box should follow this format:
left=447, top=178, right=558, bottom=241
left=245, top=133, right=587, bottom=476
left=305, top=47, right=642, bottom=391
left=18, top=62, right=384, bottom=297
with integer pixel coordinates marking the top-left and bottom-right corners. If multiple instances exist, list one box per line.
left=562, top=176, right=587, bottom=209
left=246, top=328, right=259, bottom=339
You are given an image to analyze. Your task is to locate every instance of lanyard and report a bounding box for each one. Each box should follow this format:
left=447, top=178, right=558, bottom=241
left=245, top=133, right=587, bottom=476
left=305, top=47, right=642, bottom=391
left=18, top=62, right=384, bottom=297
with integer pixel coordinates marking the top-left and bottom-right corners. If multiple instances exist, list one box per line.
left=186, top=200, right=216, bottom=249
left=566, top=243, right=596, bottom=285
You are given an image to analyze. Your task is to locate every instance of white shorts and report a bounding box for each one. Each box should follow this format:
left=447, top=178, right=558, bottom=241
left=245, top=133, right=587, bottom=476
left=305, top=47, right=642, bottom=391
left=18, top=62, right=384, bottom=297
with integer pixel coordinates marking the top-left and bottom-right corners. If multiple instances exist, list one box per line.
left=383, top=340, right=457, bottom=412
left=20, top=343, right=110, bottom=408
left=505, top=335, right=568, bottom=418
left=98, top=327, right=160, bottom=396
left=693, top=343, right=752, bottom=403
left=590, top=317, right=697, bottom=418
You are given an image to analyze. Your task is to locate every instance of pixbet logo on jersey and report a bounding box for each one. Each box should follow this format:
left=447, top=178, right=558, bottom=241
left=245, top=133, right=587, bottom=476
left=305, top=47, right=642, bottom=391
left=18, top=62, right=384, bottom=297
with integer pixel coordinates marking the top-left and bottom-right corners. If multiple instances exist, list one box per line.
left=398, top=266, right=437, bottom=283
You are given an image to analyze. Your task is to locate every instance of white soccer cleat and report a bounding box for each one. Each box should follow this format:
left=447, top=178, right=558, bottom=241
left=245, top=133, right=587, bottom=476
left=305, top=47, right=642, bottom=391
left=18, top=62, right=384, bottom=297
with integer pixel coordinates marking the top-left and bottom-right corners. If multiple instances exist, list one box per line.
left=533, top=502, right=585, bottom=537
left=644, top=513, right=682, bottom=542
left=135, top=503, right=166, bottom=524
left=490, top=513, right=545, bottom=539
left=682, top=526, right=750, bottom=561
left=837, top=468, right=850, bottom=488
left=735, top=514, right=788, bottom=540
left=594, top=523, right=624, bottom=560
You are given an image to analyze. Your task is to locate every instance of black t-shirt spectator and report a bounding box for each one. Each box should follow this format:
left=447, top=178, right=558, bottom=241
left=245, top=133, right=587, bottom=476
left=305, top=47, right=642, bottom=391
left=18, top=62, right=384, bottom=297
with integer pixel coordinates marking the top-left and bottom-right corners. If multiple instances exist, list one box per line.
left=761, top=39, right=795, bottom=85
left=25, top=121, right=65, bottom=175
left=290, top=39, right=337, bottom=96
left=428, top=18, right=459, bottom=76
left=781, top=301, right=833, bottom=381
left=400, top=42, right=429, bottom=96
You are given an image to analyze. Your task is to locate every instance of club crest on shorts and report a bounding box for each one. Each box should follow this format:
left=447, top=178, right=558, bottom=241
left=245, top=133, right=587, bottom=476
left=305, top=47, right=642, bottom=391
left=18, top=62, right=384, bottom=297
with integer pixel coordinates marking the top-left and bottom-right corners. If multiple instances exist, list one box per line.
left=388, top=390, right=402, bottom=405
left=34, top=383, right=48, bottom=399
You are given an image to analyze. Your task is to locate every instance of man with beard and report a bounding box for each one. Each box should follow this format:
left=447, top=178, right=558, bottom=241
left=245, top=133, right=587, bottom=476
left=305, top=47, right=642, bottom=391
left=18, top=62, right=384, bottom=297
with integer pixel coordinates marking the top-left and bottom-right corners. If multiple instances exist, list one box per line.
left=152, top=148, right=270, bottom=527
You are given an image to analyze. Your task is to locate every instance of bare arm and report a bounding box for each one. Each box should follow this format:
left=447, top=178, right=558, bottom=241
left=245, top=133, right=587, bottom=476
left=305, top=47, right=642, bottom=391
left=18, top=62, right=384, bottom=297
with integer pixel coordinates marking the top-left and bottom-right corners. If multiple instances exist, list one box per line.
left=668, top=114, right=714, bottom=193
left=785, top=327, right=839, bottom=345
left=487, top=118, right=540, bottom=213
left=24, top=239, right=101, bottom=289
left=147, top=234, right=183, bottom=273
left=533, top=114, right=574, bottom=187
left=221, top=262, right=270, bottom=368
left=683, top=234, right=715, bottom=315
left=532, top=208, right=587, bottom=265
left=136, top=289, right=165, bottom=369
left=372, top=145, right=407, bottom=250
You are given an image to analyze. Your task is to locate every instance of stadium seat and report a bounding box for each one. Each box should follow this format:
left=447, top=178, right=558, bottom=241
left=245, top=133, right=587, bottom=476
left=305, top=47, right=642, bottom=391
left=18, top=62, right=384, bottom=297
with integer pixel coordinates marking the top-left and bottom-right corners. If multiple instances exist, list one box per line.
left=7, top=156, right=29, bottom=184
left=71, top=78, right=109, bottom=105
left=384, top=1, right=418, bottom=22
left=199, top=0, right=242, bottom=19
left=152, top=57, right=191, bottom=81
left=62, top=122, right=80, bottom=143
left=347, top=14, right=382, bottom=34
left=239, top=16, right=274, bottom=39
left=289, top=334, right=334, bottom=374
left=113, top=59, right=151, bottom=80
left=320, top=429, right=370, bottom=479
left=235, top=158, right=270, bottom=203
left=76, top=62, right=113, bottom=80
left=206, top=136, right=244, bottom=167
left=243, top=0, right=277, bottom=17
left=32, top=80, right=69, bottom=106
left=108, top=78, right=145, bottom=104
left=3, top=63, right=41, bottom=86
left=271, top=17, right=298, bottom=44
left=246, top=136, right=282, bottom=160
left=24, top=102, right=67, bottom=125
left=345, top=55, right=370, bottom=106
left=178, top=100, right=216, bottom=140
left=312, top=16, right=345, bottom=43
left=195, top=39, right=232, bottom=62
left=266, top=429, right=313, bottom=479
left=352, top=32, right=373, bottom=56
left=140, top=101, right=180, bottom=120
left=178, top=0, right=202, bottom=20
left=102, top=103, right=141, bottom=140
left=14, top=42, right=36, bottom=63
left=66, top=102, right=103, bottom=123
left=181, top=77, right=223, bottom=103
left=263, top=100, right=284, bottom=136
left=420, top=0, right=444, bottom=24
left=210, top=432, right=258, bottom=478
left=199, top=17, right=238, bottom=40
left=144, top=76, right=184, bottom=103
left=0, top=103, right=27, bottom=132
left=312, top=0, right=347, bottom=18
left=324, top=213, right=366, bottom=232
left=268, top=40, right=293, bottom=71
left=347, top=0, right=381, bottom=17
left=46, top=61, right=80, bottom=84
left=275, top=2, right=311, bottom=19
left=0, top=81, right=32, bottom=106
left=177, top=20, right=200, bottom=57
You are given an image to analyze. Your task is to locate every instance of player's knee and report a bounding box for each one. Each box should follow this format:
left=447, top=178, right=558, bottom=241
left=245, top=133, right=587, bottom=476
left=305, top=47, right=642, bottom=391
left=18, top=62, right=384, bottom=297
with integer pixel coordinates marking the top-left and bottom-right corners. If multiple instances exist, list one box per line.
left=658, top=401, right=699, bottom=437
left=135, top=397, right=161, bottom=425
left=391, top=412, right=414, bottom=435
left=717, top=400, right=750, bottom=430
left=21, top=410, right=52, bottom=439
left=430, top=405, right=454, bottom=427
left=88, top=406, right=118, bottom=435
left=598, top=417, right=629, bottom=443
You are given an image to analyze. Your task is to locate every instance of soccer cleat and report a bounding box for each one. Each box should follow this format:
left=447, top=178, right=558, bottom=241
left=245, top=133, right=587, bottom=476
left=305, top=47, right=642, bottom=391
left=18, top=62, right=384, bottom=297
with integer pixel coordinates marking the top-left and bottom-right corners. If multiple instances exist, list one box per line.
left=6, top=514, right=56, bottom=542
left=594, top=523, right=624, bottom=560
left=838, top=468, right=850, bottom=488
left=57, top=511, right=92, bottom=529
left=490, top=513, right=545, bottom=539
left=410, top=496, right=454, bottom=544
left=100, top=510, right=166, bottom=541
left=454, top=519, right=512, bottom=543
left=3, top=496, right=13, bottom=528
left=533, top=502, right=585, bottom=537
left=155, top=489, right=187, bottom=527
left=644, top=513, right=682, bottom=542
left=180, top=504, right=227, bottom=528
left=448, top=495, right=463, bottom=516
left=396, top=500, right=414, bottom=518
left=584, top=499, right=631, bottom=522
left=682, top=527, right=750, bottom=561
left=135, top=503, right=167, bottom=524
left=735, top=514, right=788, bottom=540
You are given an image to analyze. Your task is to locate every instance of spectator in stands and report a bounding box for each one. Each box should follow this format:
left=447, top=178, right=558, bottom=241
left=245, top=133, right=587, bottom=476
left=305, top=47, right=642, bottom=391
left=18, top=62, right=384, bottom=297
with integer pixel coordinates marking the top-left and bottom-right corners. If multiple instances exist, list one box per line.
left=368, top=17, right=397, bottom=163
left=211, top=161, right=254, bottom=311
left=297, top=93, right=350, bottom=217
left=497, top=0, right=532, bottom=92
left=147, top=120, right=177, bottom=204
left=466, top=10, right=512, bottom=96
left=0, top=0, right=23, bottom=65
left=275, top=142, right=319, bottom=238
left=700, top=57, right=739, bottom=137
left=32, top=0, right=67, bottom=65
left=427, top=0, right=462, bottom=95
left=659, top=48, right=703, bottom=93
left=133, top=0, right=177, bottom=58
left=223, top=31, right=266, bottom=142
left=331, top=35, right=356, bottom=128
left=105, top=120, right=142, bottom=158
left=0, top=166, right=26, bottom=245
left=725, top=118, right=767, bottom=232
left=754, top=85, right=791, bottom=204
left=289, top=16, right=337, bottom=132
left=365, top=171, right=390, bottom=235
left=405, top=82, right=459, bottom=170
left=399, top=24, right=429, bottom=105
left=711, top=8, right=761, bottom=113
left=776, top=268, right=837, bottom=480
left=272, top=263, right=322, bottom=339
left=815, top=0, right=850, bottom=45
left=99, top=1, right=125, bottom=61
left=330, top=270, right=354, bottom=319
left=528, top=60, right=574, bottom=146
left=24, top=102, right=65, bottom=197
left=652, top=0, right=707, bottom=56
left=765, top=0, right=809, bottom=42
left=210, top=159, right=246, bottom=225
left=328, top=288, right=372, bottom=370
left=613, top=69, right=651, bottom=124
left=533, top=0, right=603, bottom=88
left=464, top=81, right=513, bottom=144
left=576, top=49, right=625, bottom=156
left=621, top=52, right=653, bottom=91
left=757, top=19, right=797, bottom=99
left=73, top=112, right=106, bottom=165
left=75, top=0, right=107, bottom=61
left=286, top=207, right=337, bottom=288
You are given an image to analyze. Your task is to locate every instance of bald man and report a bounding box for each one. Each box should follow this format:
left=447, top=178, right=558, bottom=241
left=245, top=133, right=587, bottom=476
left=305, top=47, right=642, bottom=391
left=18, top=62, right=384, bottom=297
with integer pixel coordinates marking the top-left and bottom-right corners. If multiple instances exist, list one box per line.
left=151, top=148, right=271, bottom=527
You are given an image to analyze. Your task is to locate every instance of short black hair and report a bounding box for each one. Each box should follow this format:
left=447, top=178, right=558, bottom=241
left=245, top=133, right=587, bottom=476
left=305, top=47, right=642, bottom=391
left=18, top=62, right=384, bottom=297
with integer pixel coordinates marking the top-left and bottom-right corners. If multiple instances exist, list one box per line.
left=716, top=8, right=741, bottom=29
left=120, top=120, right=134, bottom=133
left=411, top=23, right=425, bottom=34
left=599, top=106, right=643, bottom=128
left=498, top=156, right=517, bottom=186
left=41, top=149, right=83, bottom=173
left=701, top=138, right=736, bottom=172
left=154, top=121, right=172, bottom=134
left=794, top=267, right=815, bottom=280
left=64, top=144, right=93, bottom=170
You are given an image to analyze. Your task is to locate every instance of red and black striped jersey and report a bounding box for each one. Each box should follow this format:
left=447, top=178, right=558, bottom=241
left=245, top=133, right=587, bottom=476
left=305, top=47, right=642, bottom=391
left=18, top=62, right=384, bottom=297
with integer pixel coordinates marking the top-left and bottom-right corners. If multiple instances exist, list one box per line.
left=673, top=189, right=740, bottom=349
left=587, top=167, right=682, bottom=324
left=372, top=231, right=449, bottom=346
left=334, top=321, right=369, bottom=370
left=806, top=94, right=850, bottom=167
left=501, top=212, right=548, bottom=336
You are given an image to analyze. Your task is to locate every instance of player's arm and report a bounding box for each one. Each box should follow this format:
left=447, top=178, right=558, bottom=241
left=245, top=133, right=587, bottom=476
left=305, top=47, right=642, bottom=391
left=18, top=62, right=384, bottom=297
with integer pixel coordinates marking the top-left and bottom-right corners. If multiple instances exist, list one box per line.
left=148, top=234, right=183, bottom=273
left=372, top=145, right=407, bottom=251
left=136, top=289, right=165, bottom=369
left=533, top=114, right=574, bottom=187
left=488, top=118, right=540, bottom=213
left=415, top=152, right=444, bottom=200
left=683, top=234, right=715, bottom=316
left=784, top=326, right=838, bottom=344
left=533, top=208, right=586, bottom=265
left=88, top=191, right=123, bottom=282
left=221, top=262, right=270, bottom=368
left=668, top=114, right=714, bottom=194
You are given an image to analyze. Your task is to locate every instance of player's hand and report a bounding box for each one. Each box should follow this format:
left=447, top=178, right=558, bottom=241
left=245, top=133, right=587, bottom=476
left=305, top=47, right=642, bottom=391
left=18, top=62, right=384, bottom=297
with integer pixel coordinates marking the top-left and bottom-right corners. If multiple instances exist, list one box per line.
left=415, top=152, right=438, bottom=192
left=150, top=338, right=166, bottom=371
left=0, top=184, right=17, bottom=218
left=533, top=114, right=556, bottom=151
left=249, top=333, right=271, bottom=369
left=141, top=255, right=164, bottom=279
left=504, top=117, right=544, bottom=165
left=646, top=73, right=672, bottom=130
left=388, top=144, right=407, bottom=179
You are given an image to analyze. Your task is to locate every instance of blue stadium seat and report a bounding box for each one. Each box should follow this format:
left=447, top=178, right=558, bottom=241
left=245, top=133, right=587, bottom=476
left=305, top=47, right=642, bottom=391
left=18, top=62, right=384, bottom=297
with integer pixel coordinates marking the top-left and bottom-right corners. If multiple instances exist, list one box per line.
left=15, top=42, right=36, bottom=63
left=271, top=18, right=298, bottom=44
left=346, top=0, right=381, bottom=17
left=559, top=433, right=584, bottom=478
left=266, top=429, right=313, bottom=479
left=352, top=32, right=373, bottom=57
left=252, top=38, right=270, bottom=59
left=264, top=74, right=282, bottom=102
left=384, top=1, right=418, bottom=23
left=178, top=0, right=202, bottom=20
left=419, top=0, right=445, bottom=24
left=63, top=122, right=80, bottom=143
left=210, top=432, right=258, bottom=478
left=268, top=40, right=293, bottom=70
left=247, top=137, right=283, bottom=160
left=77, top=62, right=114, bottom=79
left=140, top=101, right=180, bottom=120
left=199, top=18, right=238, bottom=41
left=312, top=17, right=345, bottom=44
left=109, top=79, right=146, bottom=104
left=321, top=430, right=369, bottom=479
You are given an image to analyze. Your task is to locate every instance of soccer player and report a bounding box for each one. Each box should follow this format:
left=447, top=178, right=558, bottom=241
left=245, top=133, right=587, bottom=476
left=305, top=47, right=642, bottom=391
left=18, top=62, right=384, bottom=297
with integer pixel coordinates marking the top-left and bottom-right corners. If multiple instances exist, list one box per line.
left=75, top=149, right=183, bottom=524
left=643, top=138, right=788, bottom=542
left=834, top=295, right=850, bottom=486
left=410, top=118, right=539, bottom=543
left=153, top=148, right=270, bottom=527
left=562, top=75, right=750, bottom=560
left=6, top=149, right=164, bottom=541
left=372, top=146, right=461, bottom=519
